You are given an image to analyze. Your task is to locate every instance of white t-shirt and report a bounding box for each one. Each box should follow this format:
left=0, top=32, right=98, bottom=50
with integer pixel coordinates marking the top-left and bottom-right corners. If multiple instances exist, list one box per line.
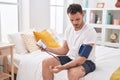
left=64, top=24, right=97, bottom=62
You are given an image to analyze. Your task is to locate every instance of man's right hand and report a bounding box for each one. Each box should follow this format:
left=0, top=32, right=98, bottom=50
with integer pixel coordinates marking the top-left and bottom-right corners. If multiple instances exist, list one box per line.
left=49, top=65, right=64, bottom=73
left=36, top=40, right=47, bottom=51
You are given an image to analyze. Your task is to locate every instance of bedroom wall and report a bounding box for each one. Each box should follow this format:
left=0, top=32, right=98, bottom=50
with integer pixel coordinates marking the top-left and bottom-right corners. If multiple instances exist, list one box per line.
left=19, top=0, right=50, bottom=31
left=18, top=0, right=115, bottom=32
left=29, top=0, right=50, bottom=30
left=19, top=0, right=30, bottom=31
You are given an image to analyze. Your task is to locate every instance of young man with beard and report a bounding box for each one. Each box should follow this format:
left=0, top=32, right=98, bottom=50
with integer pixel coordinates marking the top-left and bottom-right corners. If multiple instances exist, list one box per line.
left=40, top=3, right=97, bottom=80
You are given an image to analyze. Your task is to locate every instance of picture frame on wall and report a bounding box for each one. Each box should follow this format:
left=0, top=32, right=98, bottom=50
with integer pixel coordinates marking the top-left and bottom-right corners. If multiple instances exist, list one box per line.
left=96, top=3, right=104, bottom=8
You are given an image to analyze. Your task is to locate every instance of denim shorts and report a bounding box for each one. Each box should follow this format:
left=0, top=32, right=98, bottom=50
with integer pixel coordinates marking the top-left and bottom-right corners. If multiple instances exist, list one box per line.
left=57, top=56, right=96, bottom=75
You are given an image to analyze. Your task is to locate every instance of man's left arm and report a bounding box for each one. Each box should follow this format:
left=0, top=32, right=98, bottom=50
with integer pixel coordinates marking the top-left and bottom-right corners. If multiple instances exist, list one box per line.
left=62, top=44, right=94, bottom=69
left=50, top=44, right=94, bottom=73
left=49, top=56, right=87, bottom=73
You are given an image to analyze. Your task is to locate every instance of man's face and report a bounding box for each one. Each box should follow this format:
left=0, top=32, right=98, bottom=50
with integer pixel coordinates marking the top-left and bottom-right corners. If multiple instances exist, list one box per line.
left=68, top=12, right=84, bottom=31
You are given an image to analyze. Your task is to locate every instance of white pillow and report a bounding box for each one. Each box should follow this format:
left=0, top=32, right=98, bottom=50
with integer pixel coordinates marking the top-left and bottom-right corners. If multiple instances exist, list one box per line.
left=8, top=32, right=28, bottom=54
left=21, top=33, right=40, bottom=53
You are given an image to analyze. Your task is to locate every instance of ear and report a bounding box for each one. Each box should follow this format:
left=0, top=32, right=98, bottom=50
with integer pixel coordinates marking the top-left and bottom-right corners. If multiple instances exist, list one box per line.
left=82, top=13, right=84, bottom=18
left=82, top=12, right=85, bottom=17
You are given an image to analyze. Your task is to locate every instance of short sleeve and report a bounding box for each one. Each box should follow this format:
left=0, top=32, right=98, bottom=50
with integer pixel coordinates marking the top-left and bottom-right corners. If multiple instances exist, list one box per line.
left=83, top=28, right=97, bottom=44
left=63, top=27, right=71, bottom=41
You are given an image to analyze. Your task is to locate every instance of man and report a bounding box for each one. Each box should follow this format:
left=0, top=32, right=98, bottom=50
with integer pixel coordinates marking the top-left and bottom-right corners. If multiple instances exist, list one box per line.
left=41, top=3, right=97, bottom=80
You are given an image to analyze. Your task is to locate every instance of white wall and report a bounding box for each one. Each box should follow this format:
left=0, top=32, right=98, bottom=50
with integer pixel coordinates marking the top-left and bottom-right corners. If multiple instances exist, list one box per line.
left=19, top=0, right=30, bottom=31
left=19, top=0, right=50, bottom=31
left=64, top=0, right=73, bottom=30
left=30, top=0, right=50, bottom=30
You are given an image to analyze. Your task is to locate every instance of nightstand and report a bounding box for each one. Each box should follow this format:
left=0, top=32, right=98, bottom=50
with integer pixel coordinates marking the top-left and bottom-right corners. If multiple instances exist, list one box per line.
left=0, top=42, right=14, bottom=80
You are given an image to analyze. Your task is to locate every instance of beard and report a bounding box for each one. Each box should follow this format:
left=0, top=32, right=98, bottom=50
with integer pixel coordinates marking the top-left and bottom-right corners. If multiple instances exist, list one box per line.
left=73, top=24, right=81, bottom=28
left=73, top=24, right=78, bottom=27
left=73, top=23, right=84, bottom=31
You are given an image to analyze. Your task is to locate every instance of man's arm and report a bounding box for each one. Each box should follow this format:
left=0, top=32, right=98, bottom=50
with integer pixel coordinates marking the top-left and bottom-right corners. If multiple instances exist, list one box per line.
left=62, top=44, right=94, bottom=69
left=63, top=56, right=86, bottom=69
left=49, top=56, right=87, bottom=73
left=50, top=44, right=94, bottom=73
left=45, top=40, right=69, bottom=55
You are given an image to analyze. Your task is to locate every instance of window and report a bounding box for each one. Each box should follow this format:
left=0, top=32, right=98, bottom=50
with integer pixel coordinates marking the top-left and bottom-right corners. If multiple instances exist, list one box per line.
left=0, top=0, right=18, bottom=42
left=50, top=0, right=64, bottom=34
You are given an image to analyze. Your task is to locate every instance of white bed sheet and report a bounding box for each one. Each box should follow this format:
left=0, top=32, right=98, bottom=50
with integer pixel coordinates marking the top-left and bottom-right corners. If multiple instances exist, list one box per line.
left=16, top=50, right=68, bottom=80
left=84, top=46, right=120, bottom=80
left=8, top=53, right=31, bottom=68
left=9, top=46, right=120, bottom=80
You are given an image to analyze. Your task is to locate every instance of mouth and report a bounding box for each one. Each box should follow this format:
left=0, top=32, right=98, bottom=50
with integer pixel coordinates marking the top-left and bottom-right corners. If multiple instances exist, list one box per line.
left=73, top=24, right=78, bottom=27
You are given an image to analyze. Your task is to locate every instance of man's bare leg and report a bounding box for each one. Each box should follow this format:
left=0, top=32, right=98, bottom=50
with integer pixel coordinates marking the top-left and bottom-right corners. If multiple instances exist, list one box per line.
left=42, top=57, right=61, bottom=80
left=68, top=66, right=86, bottom=80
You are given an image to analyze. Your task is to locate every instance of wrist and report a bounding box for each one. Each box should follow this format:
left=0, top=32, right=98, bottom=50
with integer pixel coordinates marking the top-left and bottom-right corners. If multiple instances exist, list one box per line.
left=62, top=65, right=68, bottom=70
left=45, top=47, right=49, bottom=51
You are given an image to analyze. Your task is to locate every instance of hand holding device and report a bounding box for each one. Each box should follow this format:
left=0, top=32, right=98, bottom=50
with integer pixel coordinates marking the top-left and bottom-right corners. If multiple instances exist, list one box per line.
left=37, top=40, right=46, bottom=49
left=37, top=40, right=60, bottom=61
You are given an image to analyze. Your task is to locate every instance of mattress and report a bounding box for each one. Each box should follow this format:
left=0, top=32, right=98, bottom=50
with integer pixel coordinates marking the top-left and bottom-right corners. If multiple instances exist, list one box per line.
left=8, top=45, right=120, bottom=80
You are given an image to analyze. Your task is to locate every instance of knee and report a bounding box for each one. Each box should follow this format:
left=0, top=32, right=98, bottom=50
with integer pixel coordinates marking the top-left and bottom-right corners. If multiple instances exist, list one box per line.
left=68, top=68, right=85, bottom=80
left=42, top=58, right=49, bottom=67
left=42, top=57, right=55, bottom=67
left=68, top=69, right=79, bottom=80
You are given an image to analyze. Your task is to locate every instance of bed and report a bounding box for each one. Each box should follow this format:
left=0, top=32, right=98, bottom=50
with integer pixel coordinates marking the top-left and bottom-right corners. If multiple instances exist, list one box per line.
left=4, top=31, right=120, bottom=80
left=4, top=45, right=120, bottom=80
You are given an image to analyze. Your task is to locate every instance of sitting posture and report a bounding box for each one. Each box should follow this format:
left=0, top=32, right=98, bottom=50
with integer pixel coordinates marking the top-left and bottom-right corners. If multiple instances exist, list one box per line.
left=39, top=3, right=97, bottom=80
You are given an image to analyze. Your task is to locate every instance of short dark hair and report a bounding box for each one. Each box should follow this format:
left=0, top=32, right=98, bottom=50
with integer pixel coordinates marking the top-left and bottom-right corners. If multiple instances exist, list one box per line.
left=67, top=3, right=83, bottom=14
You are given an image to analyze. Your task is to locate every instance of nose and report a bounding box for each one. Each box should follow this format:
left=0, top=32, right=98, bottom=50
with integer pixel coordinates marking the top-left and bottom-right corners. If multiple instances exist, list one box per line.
left=72, top=20, right=78, bottom=25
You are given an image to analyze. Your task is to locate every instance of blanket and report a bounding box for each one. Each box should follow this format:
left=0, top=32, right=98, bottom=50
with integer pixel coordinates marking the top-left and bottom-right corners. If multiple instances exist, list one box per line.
left=16, top=46, right=120, bottom=80
left=16, top=50, right=68, bottom=80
